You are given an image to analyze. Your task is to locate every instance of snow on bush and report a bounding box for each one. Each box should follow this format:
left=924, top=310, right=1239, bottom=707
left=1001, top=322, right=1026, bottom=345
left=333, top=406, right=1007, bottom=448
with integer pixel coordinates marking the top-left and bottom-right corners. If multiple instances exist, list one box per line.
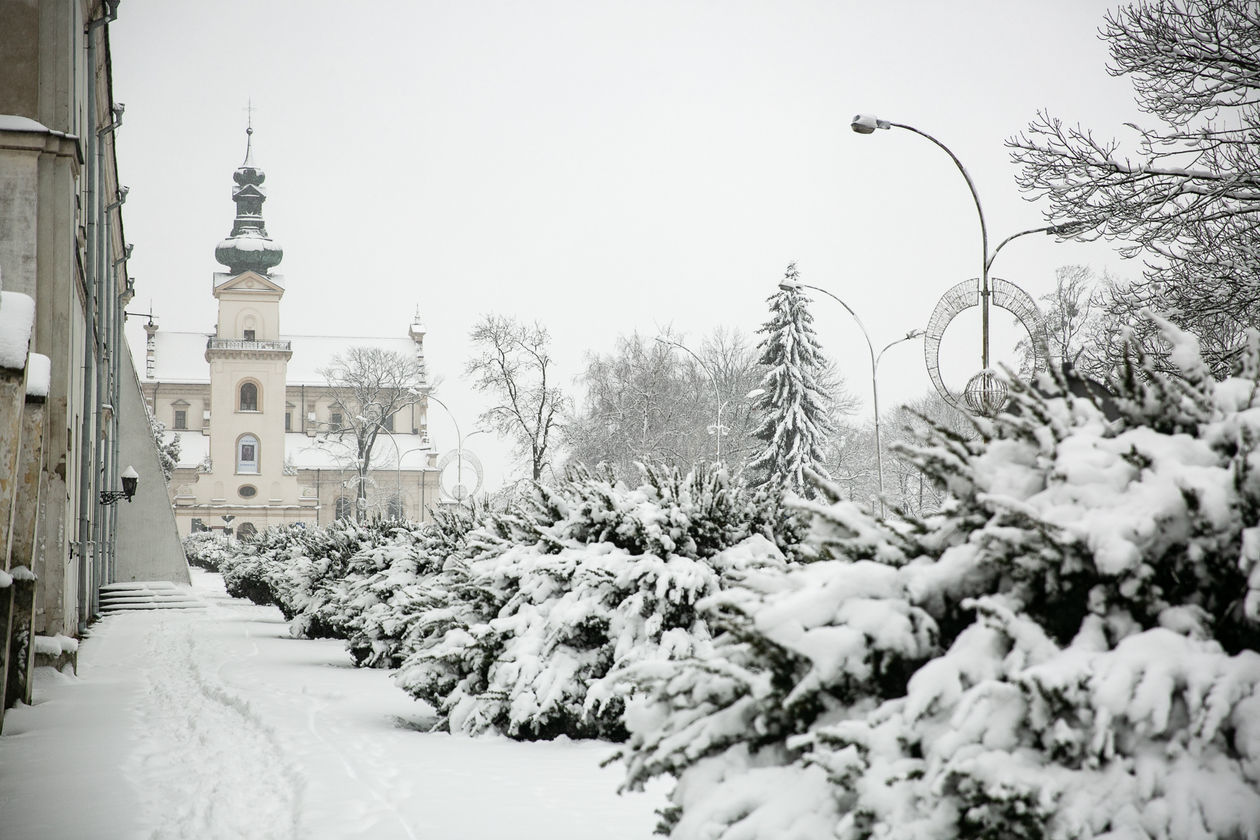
left=608, top=325, right=1260, bottom=839
left=393, top=464, right=800, bottom=740
left=346, top=505, right=479, bottom=668
left=181, top=531, right=234, bottom=571
left=213, top=519, right=411, bottom=639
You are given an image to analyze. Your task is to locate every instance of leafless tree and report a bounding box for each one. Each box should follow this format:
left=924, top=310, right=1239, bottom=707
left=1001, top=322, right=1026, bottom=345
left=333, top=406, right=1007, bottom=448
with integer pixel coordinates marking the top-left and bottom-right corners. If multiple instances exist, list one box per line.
left=466, top=314, right=566, bottom=482
left=1016, top=265, right=1111, bottom=377
left=1007, top=0, right=1260, bottom=377
left=828, top=392, right=973, bottom=518
left=319, top=346, right=427, bottom=520
left=563, top=327, right=764, bottom=479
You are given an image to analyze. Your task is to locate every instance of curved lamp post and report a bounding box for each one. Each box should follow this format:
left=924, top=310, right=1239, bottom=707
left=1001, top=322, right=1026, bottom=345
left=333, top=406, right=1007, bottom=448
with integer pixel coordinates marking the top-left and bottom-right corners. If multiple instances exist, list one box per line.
left=779, top=277, right=922, bottom=516
left=851, top=114, right=1082, bottom=413
left=655, top=337, right=725, bottom=467
left=426, top=394, right=487, bottom=503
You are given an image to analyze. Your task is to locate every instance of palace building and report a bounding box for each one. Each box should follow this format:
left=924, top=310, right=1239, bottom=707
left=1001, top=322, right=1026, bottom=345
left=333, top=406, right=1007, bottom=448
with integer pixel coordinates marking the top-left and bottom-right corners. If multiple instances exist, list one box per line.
left=142, top=129, right=440, bottom=537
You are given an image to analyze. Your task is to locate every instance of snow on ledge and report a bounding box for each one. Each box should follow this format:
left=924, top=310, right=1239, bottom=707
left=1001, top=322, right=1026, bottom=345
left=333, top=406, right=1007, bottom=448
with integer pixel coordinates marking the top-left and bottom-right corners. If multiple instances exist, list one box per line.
left=0, top=291, right=36, bottom=370
left=26, top=352, right=50, bottom=397
left=33, top=634, right=79, bottom=656
left=0, top=115, right=51, bottom=133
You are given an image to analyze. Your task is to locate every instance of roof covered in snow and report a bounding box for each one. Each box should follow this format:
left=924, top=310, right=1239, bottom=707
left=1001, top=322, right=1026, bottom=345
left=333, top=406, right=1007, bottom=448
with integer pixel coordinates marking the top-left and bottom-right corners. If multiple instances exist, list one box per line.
left=148, top=331, right=423, bottom=386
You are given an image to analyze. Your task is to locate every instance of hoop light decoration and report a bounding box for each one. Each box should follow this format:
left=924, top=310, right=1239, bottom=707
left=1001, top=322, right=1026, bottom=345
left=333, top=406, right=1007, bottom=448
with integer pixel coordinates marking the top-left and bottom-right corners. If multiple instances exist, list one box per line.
left=924, top=277, right=1045, bottom=414
left=437, top=448, right=484, bottom=501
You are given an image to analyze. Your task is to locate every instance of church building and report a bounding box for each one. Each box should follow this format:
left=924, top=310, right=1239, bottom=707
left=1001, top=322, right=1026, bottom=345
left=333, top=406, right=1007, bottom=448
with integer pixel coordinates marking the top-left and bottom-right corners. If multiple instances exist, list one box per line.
left=142, top=129, right=440, bottom=538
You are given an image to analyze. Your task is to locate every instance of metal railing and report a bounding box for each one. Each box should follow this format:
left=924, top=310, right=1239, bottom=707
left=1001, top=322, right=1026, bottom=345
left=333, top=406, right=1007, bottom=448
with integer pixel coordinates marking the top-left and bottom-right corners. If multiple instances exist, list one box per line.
left=206, top=338, right=292, bottom=352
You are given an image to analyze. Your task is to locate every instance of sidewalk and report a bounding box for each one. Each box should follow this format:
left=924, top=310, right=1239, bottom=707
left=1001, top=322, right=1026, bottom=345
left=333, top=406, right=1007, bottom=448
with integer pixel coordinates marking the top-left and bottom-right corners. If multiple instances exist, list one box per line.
left=0, top=570, right=664, bottom=840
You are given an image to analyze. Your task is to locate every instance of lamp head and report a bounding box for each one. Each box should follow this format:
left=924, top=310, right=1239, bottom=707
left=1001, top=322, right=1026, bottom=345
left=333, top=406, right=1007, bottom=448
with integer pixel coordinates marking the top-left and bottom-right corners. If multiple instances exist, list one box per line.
left=778, top=278, right=802, bottom=293
left=121, top=465, right=139, bottom=500
left=851, top=114, right=891, bottom=134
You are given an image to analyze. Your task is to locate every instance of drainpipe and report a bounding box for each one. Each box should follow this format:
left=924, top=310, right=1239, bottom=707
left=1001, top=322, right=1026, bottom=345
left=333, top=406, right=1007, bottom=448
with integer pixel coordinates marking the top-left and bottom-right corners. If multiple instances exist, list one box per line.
left=98, top=184, right=124, bottom=587
left=77, top=0, right=119, bottom=631
left=107, top=241, right=130, bottom=583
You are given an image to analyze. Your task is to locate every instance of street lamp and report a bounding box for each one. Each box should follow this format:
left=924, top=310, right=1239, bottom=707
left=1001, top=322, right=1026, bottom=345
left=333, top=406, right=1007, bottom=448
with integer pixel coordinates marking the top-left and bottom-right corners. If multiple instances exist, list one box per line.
left=393, top=445, right=431, bottom=521
left=778, top=278, right=922, bottom=516
left=655, top=337, right=725, bottom=467
left=850, top=114, right=1080, bottom=414
left=426, top=394, right=487, bottom=504
left=99, top=465, right=138, bottom=505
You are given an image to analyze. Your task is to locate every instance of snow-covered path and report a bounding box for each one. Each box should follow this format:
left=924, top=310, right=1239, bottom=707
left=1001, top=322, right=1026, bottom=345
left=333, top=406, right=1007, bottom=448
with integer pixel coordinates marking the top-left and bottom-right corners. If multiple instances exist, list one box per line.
left=0, top=570, right=666, bottom=840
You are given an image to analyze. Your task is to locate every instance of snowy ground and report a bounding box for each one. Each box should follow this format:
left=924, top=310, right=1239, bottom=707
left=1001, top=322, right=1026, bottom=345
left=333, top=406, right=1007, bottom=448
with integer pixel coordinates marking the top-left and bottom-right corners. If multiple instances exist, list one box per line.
left=0, top=570, right=666, bottom=839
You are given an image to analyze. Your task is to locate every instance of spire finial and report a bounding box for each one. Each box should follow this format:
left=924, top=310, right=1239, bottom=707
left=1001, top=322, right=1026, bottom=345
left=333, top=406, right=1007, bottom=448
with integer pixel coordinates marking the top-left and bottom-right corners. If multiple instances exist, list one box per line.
left=243, top=100, right=257, bottom=164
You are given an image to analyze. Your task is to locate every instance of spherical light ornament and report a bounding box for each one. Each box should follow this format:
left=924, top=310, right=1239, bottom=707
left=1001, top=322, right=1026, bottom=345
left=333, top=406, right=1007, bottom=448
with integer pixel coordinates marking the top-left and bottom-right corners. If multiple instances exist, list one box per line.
left=963, top=369, right=1009, bottom=416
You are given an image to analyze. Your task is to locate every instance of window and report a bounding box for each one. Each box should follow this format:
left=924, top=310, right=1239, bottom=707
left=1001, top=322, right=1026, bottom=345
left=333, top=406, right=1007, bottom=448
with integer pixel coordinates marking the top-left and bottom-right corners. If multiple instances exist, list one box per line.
left=238, top=484, right=257, bottom=498
left=382, top=413, right=394, bottom=432
left=173, top=409, right=187, bottom=430
left=285, top=411, right=292, bottom=431
left=386, top=494, right=404, bottom=521
left=243, top=329, right=256, bottom=341
left=334, top=496, right=353, bottom=520
left=190, top=518, right=205, bottom=533
left=237, top=434, right=259, bottom=474
left=239, top=381, right=259, bottom=412
left=329, top=412, right=342, bottom=431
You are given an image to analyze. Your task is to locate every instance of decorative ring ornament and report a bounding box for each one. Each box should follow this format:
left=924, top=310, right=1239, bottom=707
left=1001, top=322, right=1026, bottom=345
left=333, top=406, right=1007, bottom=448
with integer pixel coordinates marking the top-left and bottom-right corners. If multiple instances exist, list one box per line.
left=436, top=448, right=484, bottom=501
left=923, top=277, right=1045, bottom=413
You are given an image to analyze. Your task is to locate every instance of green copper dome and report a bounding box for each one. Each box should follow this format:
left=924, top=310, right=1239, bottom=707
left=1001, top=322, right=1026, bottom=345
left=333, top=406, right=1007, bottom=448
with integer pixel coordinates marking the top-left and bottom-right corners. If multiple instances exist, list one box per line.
left=215, top=126, right=283, bottom=275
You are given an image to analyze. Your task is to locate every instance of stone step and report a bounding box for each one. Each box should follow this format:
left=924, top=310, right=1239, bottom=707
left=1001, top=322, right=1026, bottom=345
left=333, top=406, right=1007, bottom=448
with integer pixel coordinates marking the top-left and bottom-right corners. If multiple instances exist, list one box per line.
left=98, top=580, right=205, bottom=612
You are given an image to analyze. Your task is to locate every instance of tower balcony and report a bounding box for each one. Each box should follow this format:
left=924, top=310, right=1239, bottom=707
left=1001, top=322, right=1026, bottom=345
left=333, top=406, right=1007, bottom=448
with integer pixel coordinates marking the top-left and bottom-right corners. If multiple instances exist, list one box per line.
left=205, top=337, right=293, bottom=362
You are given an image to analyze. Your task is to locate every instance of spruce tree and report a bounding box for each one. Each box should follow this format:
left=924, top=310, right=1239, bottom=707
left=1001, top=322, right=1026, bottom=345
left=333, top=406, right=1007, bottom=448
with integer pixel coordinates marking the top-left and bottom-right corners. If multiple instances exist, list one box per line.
left=747, top=263, right=836, bottom=496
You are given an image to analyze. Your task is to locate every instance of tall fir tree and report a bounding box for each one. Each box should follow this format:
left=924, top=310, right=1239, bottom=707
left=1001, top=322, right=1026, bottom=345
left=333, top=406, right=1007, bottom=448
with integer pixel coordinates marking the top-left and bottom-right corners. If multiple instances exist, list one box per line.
left=747, top=263, right=836, bottom=495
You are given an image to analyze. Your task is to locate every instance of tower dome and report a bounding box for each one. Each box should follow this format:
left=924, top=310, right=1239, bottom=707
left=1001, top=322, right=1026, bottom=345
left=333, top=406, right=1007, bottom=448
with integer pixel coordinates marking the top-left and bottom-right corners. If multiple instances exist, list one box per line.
left=214, top=126, right=283, bottom=275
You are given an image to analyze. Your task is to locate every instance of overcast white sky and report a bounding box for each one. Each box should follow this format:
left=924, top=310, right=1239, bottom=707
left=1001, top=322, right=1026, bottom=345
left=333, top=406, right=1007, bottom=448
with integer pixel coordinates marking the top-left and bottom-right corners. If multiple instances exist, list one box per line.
left=114, top=0, right=1145, bottom=490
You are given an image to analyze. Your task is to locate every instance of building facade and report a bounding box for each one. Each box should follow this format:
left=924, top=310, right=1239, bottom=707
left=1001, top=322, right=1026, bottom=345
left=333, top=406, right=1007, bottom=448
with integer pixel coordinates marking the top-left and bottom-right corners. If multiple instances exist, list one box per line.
left=0, top=0, right=188, bottom=734
left=142, top=130, right=440, bottom=538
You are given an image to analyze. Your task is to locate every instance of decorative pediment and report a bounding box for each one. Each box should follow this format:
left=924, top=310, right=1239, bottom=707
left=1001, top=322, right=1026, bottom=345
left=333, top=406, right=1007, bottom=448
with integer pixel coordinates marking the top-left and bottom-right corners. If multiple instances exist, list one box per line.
left=213, top=270, right=285, bottom=295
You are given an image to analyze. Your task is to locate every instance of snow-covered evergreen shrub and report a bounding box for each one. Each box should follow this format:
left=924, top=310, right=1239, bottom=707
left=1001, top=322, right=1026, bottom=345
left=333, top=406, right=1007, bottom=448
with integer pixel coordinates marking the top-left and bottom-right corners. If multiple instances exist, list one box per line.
left=346, top=505, right=478, bottom=668
left=182, top=531, right=232, bottom=571
left=610, top=323, right=1260, bottom=839
left=271, top=518, right=402, bottom=638
left=393, top=464, right=797, bottom=740
left=217, top=525, right=305, bottom=609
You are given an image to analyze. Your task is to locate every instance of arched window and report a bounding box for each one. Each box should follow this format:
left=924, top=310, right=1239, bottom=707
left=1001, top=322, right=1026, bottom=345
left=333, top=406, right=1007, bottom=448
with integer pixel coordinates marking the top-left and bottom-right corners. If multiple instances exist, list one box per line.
left=239, top=381, right=259, bottom=412
left=236, top=522, right=257, bottom=540
left=334, top=496, right=353, bottom=520
left=386, top=494, right=405, bottom=521
left=237, top=434, right=259, bottom=474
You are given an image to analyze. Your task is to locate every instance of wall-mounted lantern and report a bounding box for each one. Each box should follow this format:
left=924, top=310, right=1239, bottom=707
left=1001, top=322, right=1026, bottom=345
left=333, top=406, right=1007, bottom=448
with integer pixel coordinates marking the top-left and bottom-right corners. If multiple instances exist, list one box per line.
left=100, top=465, right=139, bottom=505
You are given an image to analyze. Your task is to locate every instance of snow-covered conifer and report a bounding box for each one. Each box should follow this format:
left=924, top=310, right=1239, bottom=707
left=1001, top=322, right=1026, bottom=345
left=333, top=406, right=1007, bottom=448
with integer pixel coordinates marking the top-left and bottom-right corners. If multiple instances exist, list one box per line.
left=747, top=264, right=837, bottom=497
left=393, top=464, right=794, bottom=740
left=610, top=320, right=1260, bottom=839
